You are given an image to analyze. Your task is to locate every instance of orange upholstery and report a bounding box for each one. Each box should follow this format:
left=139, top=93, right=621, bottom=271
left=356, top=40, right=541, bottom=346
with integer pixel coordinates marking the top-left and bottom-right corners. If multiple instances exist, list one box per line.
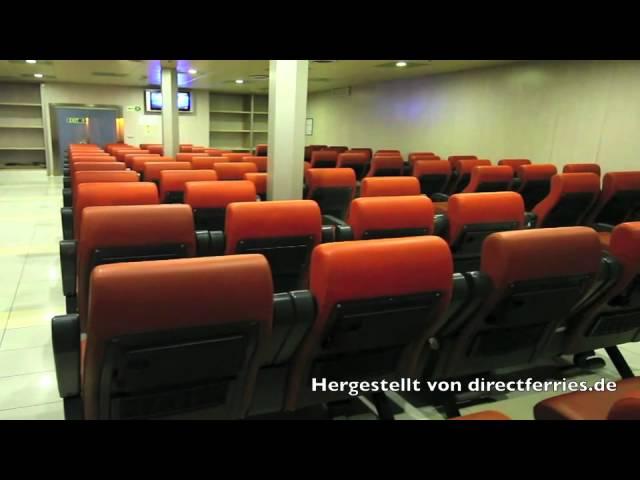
left=327, top=145, right=348, bottom=153
left=222, top=153, right=248, bottom=163
left=148, top=145, right=164, bottom=155
left=462, top=165, right=513, bottom=193
left=305, top=168, right=356, bottom=197
left=563, top=163, right=601, bottom=176
left=515, top=164, right=558, bottom=210
left=413, top=159, right=451, bottom=178
left=143, top=161, right=192, bottom=182
left=305, top=145, right=326, bottom=161
left=72, top=171, right=139, bottom=205
left=242, top=156, right=268, bottom=172
left=83, top=254, right=273, bottom=419
left=482, top=226, right=601, bottom=287
left=517, top=164, right=557, bottom=182
left=310, top=150, right=338, bottom=168
left=456, top=159, right=492, bottom=174
left=191, top=156, right=228, bottom=170
left=115, top=149, right=149, bottom=163
left=347, top=195, right=434, bottom=240
left=71, top=162, right=126, bottom=174
left=74, top=182, right=159, bottom=237
left=244, top=173, right=267, bottom=198
left=447, top=192, right=524, bottom=245
left=498, top=159, right=531, bottom=171
left=349, top=148, right=372, bottom=162
left=366, top=155, right=404, bottom=177
left=534, top=377, right=640, bottom=420
left=139, top=144, right=162, bottom=150
left=191, top=146, right=205, bottom=153
left=360, top=177, right=420, bottom=197
left=77, top=204, right=196, bottom=330
left=303, top=161, right=311, bottom=174
left=451, top=411, right=511, bottom=420
left=375, top=149, right=401, bottom=155
left=225, top=200, right=322, bottom=255
left=255, top=144, right=268, bottom=156
left=205, top=148, right=231, bottom=156
left=179, top=144, right=193, bottom=153
left=336, top=152, right=368, bottom=179
left=176, top=153, right=210, bottom=162
left=448, top=155, right=478, bottom=169
left=123, top=153, right=159, bottom=168
left=448, top=159, right=492, bottom=194
left=159, top=170, right=218, bottom=202
left=70, top=155, right=116, bottom=165
left=184, top=180, right=256, bottom=209
left=285, top=236, right=453, bottom=409
left=533, top=173, right=601, bottom=227
left=408, top=152, right=439, bottom=167
left=587, top=172, right=640, bottom=225
left=130, top=156, right=175, bottom=173
left=214, top=162, right=259, bottom=180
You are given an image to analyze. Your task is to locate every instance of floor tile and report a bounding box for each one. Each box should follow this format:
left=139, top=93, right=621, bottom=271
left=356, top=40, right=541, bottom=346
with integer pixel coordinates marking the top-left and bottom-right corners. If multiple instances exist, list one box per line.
left=0, top=345, right=55, bottom=378
left=1, top=325, right=52, bottom=351
left=0, top=401, right=64, bottom=420
left=0, top=371, right=59, bottom=411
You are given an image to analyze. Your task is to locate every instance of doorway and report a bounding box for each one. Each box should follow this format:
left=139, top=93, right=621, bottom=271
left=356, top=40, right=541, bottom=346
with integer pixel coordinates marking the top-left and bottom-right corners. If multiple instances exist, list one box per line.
left=50, top=105, right=121, bottom=175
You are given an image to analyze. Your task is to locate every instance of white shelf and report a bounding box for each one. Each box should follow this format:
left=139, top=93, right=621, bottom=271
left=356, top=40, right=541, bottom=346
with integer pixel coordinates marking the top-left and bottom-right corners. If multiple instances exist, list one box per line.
left=210, top=129, right=251, bottom=133
left=0, top=102, right=41, bottom=107
left=0, top=147, right=45, bottom=151
left=210, top=110, right=252, bottom=114
left=254, top=111, right=268, bottom=115
left=0, top=125, right=43, bottom=129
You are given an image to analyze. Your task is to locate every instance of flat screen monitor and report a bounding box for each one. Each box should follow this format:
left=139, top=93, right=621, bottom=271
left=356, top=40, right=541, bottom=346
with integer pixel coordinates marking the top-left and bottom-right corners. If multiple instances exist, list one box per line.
left=144, top=90, right=193, bottom=113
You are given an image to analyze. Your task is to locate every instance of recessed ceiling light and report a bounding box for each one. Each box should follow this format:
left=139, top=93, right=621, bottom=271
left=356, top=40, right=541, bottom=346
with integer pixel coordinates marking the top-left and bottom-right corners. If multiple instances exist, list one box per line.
left=33, top=73, right=44, bottom=78
left=395, top=61, right=408, bottom=68
left=187, top=68, right=197, bottom=74
left=26, top=60, right=37, bottom=64
left=235, top=79, right=244, bottom=84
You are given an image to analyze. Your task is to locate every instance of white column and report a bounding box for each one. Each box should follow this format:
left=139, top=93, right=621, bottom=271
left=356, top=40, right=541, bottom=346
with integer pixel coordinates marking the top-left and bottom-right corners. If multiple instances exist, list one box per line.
left=267, top=60, right=309, bottom=200
left=161, top=67, right=179, bottom=158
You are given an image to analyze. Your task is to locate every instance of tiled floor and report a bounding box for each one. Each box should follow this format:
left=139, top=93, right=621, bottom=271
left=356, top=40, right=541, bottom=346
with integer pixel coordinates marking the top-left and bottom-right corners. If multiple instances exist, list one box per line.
left=0, top=169, right=638, bottom=420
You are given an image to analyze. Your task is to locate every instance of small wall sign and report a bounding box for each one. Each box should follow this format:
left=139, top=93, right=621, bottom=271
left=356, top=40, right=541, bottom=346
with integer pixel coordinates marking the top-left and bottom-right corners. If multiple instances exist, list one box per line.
left=66, top=117, right=88, bottom=125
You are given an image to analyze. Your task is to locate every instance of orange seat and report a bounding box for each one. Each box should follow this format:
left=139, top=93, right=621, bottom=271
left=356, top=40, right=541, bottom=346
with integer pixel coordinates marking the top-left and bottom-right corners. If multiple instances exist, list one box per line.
left=124, top=152, right=159, bottom=168
left=447, top=155, right=478, bottom=169
left=347, top=195, right=434, bottom=240
left=360, top=177, right=421, bottom=197
left=305, top=168, right=356, bottom=220
left=336, top=152, right=368, bottom=180
left=184, top=180, right=256, bottom=231
left=448, top=159, right=492, bottom=194
left=176, top=153, right=210, bottom=162
left=214, top=162, right=258, bottom=180
left=408, top=152, right=439, bottom=169
left=205, top=148, right=232, bottom=156
left=255, top=144, right=268, bottom=156
left=178, top=144, right=193, bottom=153
left=533, top=173, right=600, bottom=227
left=244, top=172, right=267, bottom=200
left=413, top=160, right=451, bottom=196
left=304, top=145, right=327, bottom=162
left=114, top=149, right=150, bottom=163
left=515, top=164, right=557, bottom=211
left=159, top=169, right=218, bottom=203
left=130, top=156, right=175, bottom=174
left=462, top=165, right=513, bottom=193
left=327, top=145, right=349, bottom=153
left=310, top=150, right=338, bottom=169
left=586, top=172, right=640, bottom=225
left=70, top=162, right=127, bottom=175
left=143, top=161, right=192, bottom=182
left=71, top=171, right=139, bottom=207
left=563, top=163, right=601, bottom=176
left=190, top=156, right=228, bottom=170
left=148, top=145, right=164, bottom=155
left=366, top=155, right=404, bottom=177
left=241, top=156, right=267, bottom=172
left=534, top=377, right=640, bottom=420
left=498, top=159, right=531, bottom=173
left=450, top=411, right=511, bottom=420
left=348, top=148, right=372, bottom=162
left=70, top=155, right=116, bottom=165
left=222, top=152, right=249, bottom=163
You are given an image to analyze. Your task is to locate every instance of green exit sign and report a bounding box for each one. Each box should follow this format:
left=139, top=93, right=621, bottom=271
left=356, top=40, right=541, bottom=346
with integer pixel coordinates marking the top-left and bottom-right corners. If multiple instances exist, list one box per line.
left=67, top=117, right=88, bottom=124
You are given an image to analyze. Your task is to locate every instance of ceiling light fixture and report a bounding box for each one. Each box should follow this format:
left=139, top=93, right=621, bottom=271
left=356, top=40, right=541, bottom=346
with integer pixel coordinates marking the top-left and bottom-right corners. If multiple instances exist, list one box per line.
left=395, top=61, right=408, bottom=67
left=187, top=68, right=197, bottom=74
left=33, top=73, right=44, bottom=78
left=26, top=60, right=37, bottom=64
left=235, top=79, right=245, bottom=84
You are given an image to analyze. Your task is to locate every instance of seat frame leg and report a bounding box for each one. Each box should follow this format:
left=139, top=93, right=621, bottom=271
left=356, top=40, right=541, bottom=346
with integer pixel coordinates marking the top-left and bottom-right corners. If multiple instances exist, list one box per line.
left=370, top=392, right=395, bottom=421
left=605, top=346, right=634, bottom=379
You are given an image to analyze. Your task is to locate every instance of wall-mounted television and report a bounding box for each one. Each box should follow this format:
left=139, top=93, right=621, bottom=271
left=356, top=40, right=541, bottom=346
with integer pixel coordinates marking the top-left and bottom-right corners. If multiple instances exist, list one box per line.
left=144, top=90, right=194, bottom=113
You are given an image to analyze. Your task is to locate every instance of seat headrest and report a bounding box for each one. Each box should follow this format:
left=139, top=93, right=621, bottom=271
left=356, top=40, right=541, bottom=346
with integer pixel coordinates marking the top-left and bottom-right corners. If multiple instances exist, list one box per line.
left=551, top=173, right=601, bottom=194
left=456, top=159, right=492, bottom=173
left=184, top=180, right=256, bottom=209
left=311, top=150, right=338, bottom=164
left=347, top=195, right=435, bottom=240
left=337, top=152, right=367, bottom=166
left=70, top=155, right=116, bottom=164
left=413, top=160, right=451, bottom=176
left=75, top=182, right=159, bottom=235
left=244, top=173, right=267, bottom=195
left=221, top=153, right=248, bottom=162
left=498, top=159, right=531, bottom=168
left=369, top=155, right=404, bottom=174
left=375, top=149, right=400, bottom=155
left=71, top=162, right=126, bottom=173
left=607, top=391, right=640, bottom=420
left=241, top=156, right=268, bottom=172
left=73, top=170, right=139, bottom=191
left=115, top=149, right=149, bottom=162
left=225, top=200, right=322, bottom=254
left=159, top=170, right=218, bottom=199
left=360, top=177, right=420, bottom=197
left=147, top=146, right=164, bottom=155
left=191, top=157, right=227, bottom=169
left=176, top=153, right=209, bottom=162
left=123, top=153, right=160, bottom=167
left=310, top=236, right=453, bottom=312
left=131, top=156, right=175, bottom=173
left=563, top=163, right=601, bottom=176
left=306, top=168, right=356, bottom=191
left=609, top=222, right=640, bottom=270
left=481, top=226, right=601, bottom=285
left=463, top=165, right=513, bottom=193
left=88, top=254, right=273, bottom=342
left=517, top=164, right=557, bottom=181
left=602, top=172, right=640, bottom=195
left=255, top=144, right=268, bottom=156
left=448, top=155, right=477, bottom=168
left=214, top=162, right=258, bottom=180
left=144, top=162, right=192, bottom=182
left=447, top=192, right=524, bottom=243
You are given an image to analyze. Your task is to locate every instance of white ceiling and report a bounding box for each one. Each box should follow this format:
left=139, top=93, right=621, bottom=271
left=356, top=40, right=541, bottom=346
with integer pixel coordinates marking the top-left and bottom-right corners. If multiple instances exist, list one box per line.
left=0, top=60, right=520, bottom=93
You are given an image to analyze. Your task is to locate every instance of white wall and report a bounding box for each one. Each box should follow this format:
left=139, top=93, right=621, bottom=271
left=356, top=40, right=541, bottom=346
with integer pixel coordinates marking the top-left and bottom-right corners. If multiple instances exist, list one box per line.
left=306, top=60, right=640, bottom=173
left=40, top=83, right=209, bottom=174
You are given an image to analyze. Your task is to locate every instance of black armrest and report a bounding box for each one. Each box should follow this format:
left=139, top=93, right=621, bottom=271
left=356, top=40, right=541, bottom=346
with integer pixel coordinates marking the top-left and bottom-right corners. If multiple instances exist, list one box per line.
left=52, top=314, right=81, bottom=398
left=61, top=207, right=73, bottom=240
left=592, top=222, right=614, bottom=233
left=524, top=211, right=537, bottom=229
left=510, top=177, right=522, bottom=190
left=60, top=240, right=77, bottom=297
left=63, top=176, right=71, bottom=189
left=63, top=167, right=70, bottom=177
left=431, top=193, right=449, bottom=202
left=321, top=214, right=348, bottom=227
left=335, top=225, right=353, bottom=241
left=271, top=290, right=315, bottom=364
left=195, top=230, right=225, bottom=256
left=433, top=214, right=449, bottom=238
left=321, top=225, right=336, bottom=243
left=62, top=188, right=72, bottom=208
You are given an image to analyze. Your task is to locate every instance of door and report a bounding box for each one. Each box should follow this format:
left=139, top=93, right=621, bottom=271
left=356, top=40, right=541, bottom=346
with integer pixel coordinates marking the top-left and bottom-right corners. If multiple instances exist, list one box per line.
left=53, top=106, right=119, bottom=174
